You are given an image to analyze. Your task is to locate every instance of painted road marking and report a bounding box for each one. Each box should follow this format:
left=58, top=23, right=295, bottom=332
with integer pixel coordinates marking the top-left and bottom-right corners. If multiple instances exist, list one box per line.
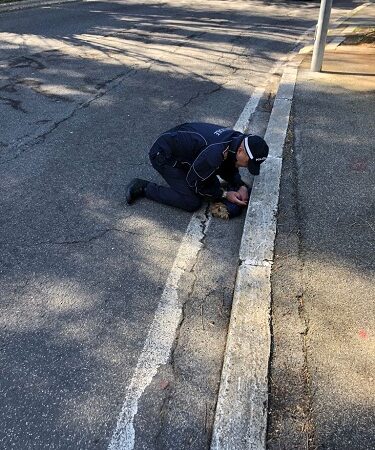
left=107, top=84, right=267, bottom=450
left=108, top=209, right=210, bottom=449
left=234, top=87, right=264, bottom=132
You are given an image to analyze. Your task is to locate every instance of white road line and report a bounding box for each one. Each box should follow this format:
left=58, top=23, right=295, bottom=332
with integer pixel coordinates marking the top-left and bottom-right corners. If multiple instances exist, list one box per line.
left=233, top=87, right=264, bottom=132
left=0, top=0, right=77, bottom=13
left=108, top=209, right=210, bottom=449
left=107, top=85, right=265, bottom=450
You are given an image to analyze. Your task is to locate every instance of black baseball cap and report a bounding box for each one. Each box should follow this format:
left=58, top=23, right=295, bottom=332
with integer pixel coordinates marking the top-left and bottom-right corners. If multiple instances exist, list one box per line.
left=243, top=135, right=269, bottom=175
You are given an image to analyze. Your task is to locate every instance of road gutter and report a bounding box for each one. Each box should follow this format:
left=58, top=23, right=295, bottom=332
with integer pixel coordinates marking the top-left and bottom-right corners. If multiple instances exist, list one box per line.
left=211, top=67, right=298, bottom=450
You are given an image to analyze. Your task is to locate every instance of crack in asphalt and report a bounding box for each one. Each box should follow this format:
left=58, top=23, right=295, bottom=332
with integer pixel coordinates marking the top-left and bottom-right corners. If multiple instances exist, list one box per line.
left=0, top=67, right=138, bottom=166
left=154, top=205, right=211, bottom=447
left=9, top=55, right=46, bottom=70
left=180, top=85, right=224, bottom=109
left=291, top=118, right=316, bottom=448
left=171, top=30, right=208, bottom=53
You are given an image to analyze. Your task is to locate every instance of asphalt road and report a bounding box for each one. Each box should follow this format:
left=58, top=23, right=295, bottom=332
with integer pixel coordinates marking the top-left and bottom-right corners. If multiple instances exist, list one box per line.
left=0, top=0, right=359, bottom=448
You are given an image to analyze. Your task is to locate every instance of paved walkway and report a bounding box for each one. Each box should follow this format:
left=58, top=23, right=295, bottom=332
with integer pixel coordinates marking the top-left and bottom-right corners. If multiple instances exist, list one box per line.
left=269, top=4, right=375, bottom=449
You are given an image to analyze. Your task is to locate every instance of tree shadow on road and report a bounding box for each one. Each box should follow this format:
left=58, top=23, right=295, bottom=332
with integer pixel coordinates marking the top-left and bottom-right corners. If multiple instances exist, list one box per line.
left=0, top=0, right=357, bottom=447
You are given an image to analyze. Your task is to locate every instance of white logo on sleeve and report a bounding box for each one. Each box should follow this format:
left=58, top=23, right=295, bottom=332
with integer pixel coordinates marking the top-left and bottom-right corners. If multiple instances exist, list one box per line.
left=213, top=128, right=228, bottom=136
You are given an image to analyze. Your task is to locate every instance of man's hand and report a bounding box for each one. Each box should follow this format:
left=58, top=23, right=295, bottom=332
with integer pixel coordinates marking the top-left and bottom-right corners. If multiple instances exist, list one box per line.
left=237, top=185, right=249, bottom=203
left=226, top=190, right=247, bottom=206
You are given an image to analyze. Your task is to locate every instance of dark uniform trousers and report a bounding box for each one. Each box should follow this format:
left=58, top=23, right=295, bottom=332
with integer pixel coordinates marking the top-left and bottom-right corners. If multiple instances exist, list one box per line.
left=145, top=139, right=202, bottom=212
left=144, top=133, right=245, bottom=215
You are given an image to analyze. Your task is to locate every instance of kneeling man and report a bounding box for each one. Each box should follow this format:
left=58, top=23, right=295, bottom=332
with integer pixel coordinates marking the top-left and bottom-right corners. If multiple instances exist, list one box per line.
left=126, top=122, right=268, bottom=217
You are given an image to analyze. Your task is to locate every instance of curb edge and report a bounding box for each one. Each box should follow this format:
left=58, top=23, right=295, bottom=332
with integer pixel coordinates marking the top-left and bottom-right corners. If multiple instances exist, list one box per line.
left=210, top=65, right=298, bottom=450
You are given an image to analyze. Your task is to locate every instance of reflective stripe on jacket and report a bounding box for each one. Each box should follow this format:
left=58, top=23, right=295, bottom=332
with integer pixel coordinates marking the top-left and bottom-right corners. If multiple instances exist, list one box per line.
left=153, top=122, right=245, bottom=199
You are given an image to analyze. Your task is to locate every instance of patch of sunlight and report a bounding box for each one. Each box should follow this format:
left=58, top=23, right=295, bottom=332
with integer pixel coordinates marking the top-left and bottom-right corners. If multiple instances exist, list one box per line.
left=32, top=81, right=90, bottom=98
left=0, top=278, right=99, bottom=331
left=0, top=33, right=65, bottom=54
left=302, top=47, right=375, bottom=92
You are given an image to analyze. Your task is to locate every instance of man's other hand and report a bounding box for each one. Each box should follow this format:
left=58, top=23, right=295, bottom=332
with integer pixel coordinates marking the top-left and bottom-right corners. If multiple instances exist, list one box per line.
left=226, top=191, right=247, bottom=206
left=237, top=186, right=249, bottom=203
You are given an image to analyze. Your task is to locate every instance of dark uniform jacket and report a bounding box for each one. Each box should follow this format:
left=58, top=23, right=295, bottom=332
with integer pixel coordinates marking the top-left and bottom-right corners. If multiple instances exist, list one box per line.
left=151, top=122, right=246, bottom=200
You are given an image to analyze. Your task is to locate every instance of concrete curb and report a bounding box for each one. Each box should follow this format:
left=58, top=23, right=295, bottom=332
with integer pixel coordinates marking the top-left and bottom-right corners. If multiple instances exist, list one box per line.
left=211, top=66, right=298, bottom=450
left=211, top=2, right=373, bottom=449
left=0, top=0, right=80, bottom=13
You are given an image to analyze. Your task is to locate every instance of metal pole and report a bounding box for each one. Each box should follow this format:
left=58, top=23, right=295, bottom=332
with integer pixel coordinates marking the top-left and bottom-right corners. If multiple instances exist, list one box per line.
left=311, top=0, right=333, bottom=72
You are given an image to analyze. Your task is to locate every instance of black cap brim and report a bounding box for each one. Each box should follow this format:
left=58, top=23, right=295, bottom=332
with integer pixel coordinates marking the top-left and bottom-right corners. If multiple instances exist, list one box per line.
left=248, top=159, right=260, bottom=175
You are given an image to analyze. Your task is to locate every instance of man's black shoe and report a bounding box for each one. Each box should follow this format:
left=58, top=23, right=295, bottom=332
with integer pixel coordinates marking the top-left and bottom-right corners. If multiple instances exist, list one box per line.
left=126, top=178, right=149, bottom=204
